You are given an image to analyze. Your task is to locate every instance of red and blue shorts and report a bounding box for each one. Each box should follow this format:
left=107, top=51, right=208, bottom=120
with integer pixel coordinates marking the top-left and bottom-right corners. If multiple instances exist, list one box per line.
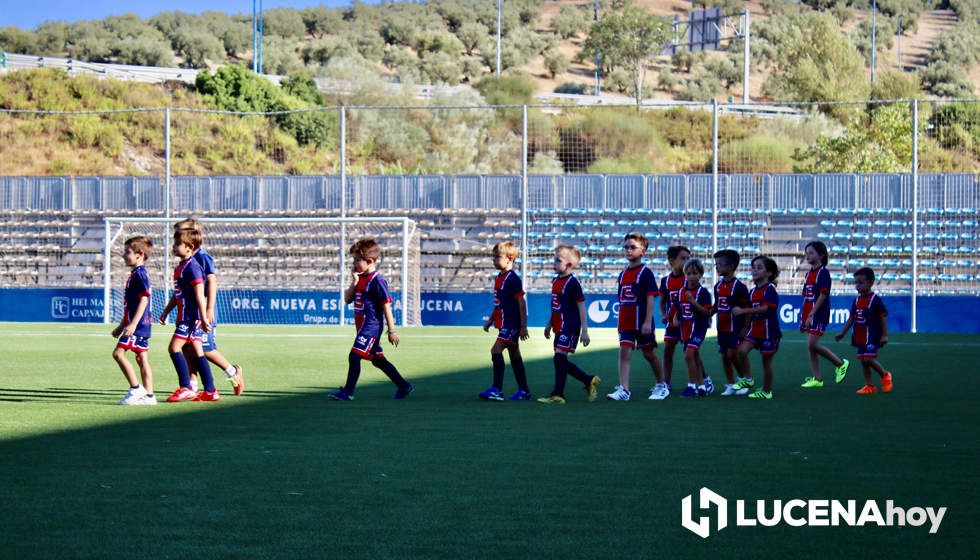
left=619, top=329, right=656, bottom=349
left=116, top=335, right=150, bottom=353
left=743, top=335, right=780, bottom=356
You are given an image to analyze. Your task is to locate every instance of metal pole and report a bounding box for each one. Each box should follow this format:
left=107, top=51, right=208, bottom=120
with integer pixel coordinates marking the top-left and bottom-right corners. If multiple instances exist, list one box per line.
left=742, top=10, right=750, bottom=103
left=103, top=219, right=111, bottom=324
left=594, top=0, right=601, bottom=96
left=258, top=0, right=264, bottom=74
left=164, top=108, right=171, bottom=219
left=339, top=106, right=347, bottom=327
left=401, top=218, right=409, bottom=328
left=520, top=104, right=528, bottom=285
left=871, top=0, right=877, bottom=83
left=897, top=15, right=902, bottom=70
left=911, top=99, right=919, bottom=333
left=496, top=0, right=502, bottom=77
left=711, top=99, right=719, bottom=285
left=252, top=0, right=257, bottom=72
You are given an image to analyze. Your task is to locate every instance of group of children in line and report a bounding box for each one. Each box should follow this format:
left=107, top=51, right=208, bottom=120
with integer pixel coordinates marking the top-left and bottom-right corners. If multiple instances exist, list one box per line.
left=111, top=219, right=244, bottom=405
left=111, top=224, right=893, bottom=405
left=472, top=236, right=893, bottom=403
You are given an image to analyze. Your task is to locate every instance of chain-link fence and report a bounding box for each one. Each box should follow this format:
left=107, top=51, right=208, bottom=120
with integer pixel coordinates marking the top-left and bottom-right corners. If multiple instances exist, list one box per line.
left=1, top=100, right=978, bottom=331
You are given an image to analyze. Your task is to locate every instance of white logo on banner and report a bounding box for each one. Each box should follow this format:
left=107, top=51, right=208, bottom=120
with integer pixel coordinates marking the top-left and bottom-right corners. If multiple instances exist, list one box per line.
left=588, top=300, right=611, bottom=323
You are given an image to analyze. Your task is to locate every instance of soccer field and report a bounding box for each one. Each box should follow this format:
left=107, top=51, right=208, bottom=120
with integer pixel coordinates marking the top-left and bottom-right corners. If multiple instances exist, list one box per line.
left=0, top=323, right=976, bottom=559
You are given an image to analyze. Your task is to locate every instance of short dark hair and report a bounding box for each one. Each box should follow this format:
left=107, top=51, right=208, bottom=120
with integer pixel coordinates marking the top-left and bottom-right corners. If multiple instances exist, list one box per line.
left=173, top=229, right=202, bottom=250
left=712, top=249, right=740, bottom=268
left=805, top=240, right=829, bottom=266
left=752, top=255, right=780, bottom=285
left=125, top=236, right=153, bottom=258
left=854, top=267, right=876, bottom=284
left=667, top=245, right=691, bottom=260
left=350, top=239, right=381, bottom=261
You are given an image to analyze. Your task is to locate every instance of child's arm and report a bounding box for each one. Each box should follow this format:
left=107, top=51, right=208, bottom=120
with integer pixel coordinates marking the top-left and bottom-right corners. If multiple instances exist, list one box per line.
left=193, top=282, right=211, bottom=332
left=577, top=299, right=590, bottom=347
left=834, top=316, right=854, bottom=341
left=483, top=314, right=493, bottom=332
left=879, top=315, right=888, bottom=347
left=205, top=273, right=218, bottom=325
left=685, top=290, right=711, bottom=316
left=641, top=293, right=656, bottom=335
left=383, top=302, right=400, bottom=347
left=807, top=292, right=829, bottom=328
left=659, top=289, right=668, bottom=325
left=543, top=319, right=552, bottom=339
left=518, top=297, right=529, bottom=340
left=344, top=270, right=358, bottom=304
left=733, top=305, right=767, bottom=318
left=119, top=295, right=149, bottom=337
left=111, top=313, right=127, bottom=338
left=158, top=295, right=176, bottom=325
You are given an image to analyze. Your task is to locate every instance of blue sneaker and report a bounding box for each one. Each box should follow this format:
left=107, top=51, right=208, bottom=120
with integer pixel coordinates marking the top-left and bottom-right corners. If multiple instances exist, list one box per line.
left=479, top=387, right=504, bottom=401
left=328, top=388, right=354, bottom=401
left=680, top=386, right=698, bottom=398
left=704, top=376, right=714, bottom=395
left=392, top=383, right=414, bottom=400
left=508, top=389, right=532, bottom=401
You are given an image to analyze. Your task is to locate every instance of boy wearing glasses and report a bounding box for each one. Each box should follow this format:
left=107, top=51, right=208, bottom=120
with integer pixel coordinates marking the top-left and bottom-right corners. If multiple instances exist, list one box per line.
left=607, top=233, right=666, bottom=401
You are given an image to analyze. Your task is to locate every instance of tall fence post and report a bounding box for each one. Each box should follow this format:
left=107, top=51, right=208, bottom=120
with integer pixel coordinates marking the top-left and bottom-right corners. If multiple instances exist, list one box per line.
left=339, top=105, right=347, bottom=327
left=742, top=10, right=750, bottom=103
left=711, top=99, right=719, bottom=284
left=102, top=219, right=111, bottom=324
left=911, top=99, right=919, bottom=334
left=164, top=108, right=171, bottom=219
left=520, top=104, right=529, bottom=284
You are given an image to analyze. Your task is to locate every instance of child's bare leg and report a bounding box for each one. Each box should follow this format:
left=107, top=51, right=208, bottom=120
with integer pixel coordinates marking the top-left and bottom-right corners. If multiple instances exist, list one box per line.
left=663, top=340, right=676, bottom=385
left=762, top=353, right=775, bottom=393
left=641, top=346, right=664, bottom=384
left=684, top=347, right=703, bottom=385
left=861, top=359, right=873, bottom=385
left=618, top=345, right=633, bottom=390
left=135, top=351, right=153, bottom=394
left=722, top=350, right=735, bottom=383
left=867, top=357, right=887, bottom=377
left=113, top=347, right=139, bottom=388
left=205, top=348, right=232, bottom=370
left=737, top=341, right=753, bottom=380
left=808, top=333, right=843, bottom=380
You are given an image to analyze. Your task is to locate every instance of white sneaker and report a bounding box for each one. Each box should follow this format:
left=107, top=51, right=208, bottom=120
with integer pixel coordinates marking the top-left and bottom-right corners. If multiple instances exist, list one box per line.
left=648, top=383, right=670, bottom=400
left=136, top=394, right=158, bottom=405
left=118, top=386, right=147, bottom=405
left=721, top=384, right=737, bottom=396
left=606, top=385, right=631, bottom=401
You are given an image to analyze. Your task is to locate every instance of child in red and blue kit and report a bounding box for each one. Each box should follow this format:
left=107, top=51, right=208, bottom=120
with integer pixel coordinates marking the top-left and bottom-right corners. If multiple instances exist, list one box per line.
left=732, top=255, right=781, bottom=400
left=480, top=240, right=531, bottom=401
left=538, top=245, right=601, bottom=404
left=112, top=235, right=156, bottom=405
left=608, top=233, right=665, bottom=401
left=674, top=258, right=713, bottom=397
left=159, top=229, right=217, bottom=402
left=835, top=267, right=893, bottom=395
left=712, top=249, right=749, bottom=396
left=800, top=240, right=849, bottom=389
left=329, top=239, right=413, bottom=401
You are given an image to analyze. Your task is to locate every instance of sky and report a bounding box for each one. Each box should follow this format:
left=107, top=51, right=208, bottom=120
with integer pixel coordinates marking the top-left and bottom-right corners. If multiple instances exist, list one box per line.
left=3, top=1, right=384, bottom=30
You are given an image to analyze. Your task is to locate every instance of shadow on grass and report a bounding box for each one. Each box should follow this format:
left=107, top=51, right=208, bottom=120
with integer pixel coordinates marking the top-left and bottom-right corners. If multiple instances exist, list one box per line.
left=0, top=334, right=974, bottom=560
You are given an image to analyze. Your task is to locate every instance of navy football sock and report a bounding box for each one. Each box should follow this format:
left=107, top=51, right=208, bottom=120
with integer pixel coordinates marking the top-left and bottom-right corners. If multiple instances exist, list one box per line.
left=344, top=351, right=362, bottom=394
left=170, top=352, right=191, bottom=389
left=197, top=355, right=215, bottom=392
left=565, top=358, right=593, bottom=385
left=552, top=354, right=569, bottom=397
left=491, top=353, right=505, bottom=390
left=372, top=356, right=409, bottom=388
left=511, top=354, right=529, bottom=392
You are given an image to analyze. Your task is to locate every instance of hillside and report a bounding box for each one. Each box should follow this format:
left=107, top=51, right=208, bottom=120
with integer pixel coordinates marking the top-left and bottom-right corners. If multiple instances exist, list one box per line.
left=0, top=0, right=975, bottom=102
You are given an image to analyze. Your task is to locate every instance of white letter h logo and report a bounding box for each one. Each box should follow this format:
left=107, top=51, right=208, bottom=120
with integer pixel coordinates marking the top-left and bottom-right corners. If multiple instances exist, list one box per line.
left=682, top=487, right=728, bottom=538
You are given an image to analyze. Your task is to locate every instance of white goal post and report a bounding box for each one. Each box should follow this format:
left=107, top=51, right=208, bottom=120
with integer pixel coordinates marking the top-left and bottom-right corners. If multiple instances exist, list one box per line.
left=103, top=216, right=421, bottom=327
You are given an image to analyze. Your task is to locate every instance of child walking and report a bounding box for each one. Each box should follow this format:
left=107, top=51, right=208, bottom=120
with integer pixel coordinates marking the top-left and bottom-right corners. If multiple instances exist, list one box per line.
left=835, top=267, right=894, bottom=395
left=111, top=236, right=156, bottom=405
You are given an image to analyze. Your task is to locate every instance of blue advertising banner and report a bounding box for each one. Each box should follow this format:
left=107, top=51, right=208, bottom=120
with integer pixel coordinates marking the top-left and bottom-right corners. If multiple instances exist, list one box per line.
left=0, top=289, right=977, bottom=333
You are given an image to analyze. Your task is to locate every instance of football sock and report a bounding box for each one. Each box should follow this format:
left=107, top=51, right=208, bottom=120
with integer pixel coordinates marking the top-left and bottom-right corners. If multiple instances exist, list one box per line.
left=343, top=351, right=362, bottom=394
left=512, top=354, right=529, bottom=392
left=197, top=356, right=215, bottom=392
left=372, top=356, right=409, bottom=389
left=565, top=358, right=592, bottom=385
left=170, top=352, right=191, bottom=389
left=552, top=354, right=569, bottom=396
left=491, top=353, right=505, bottom=390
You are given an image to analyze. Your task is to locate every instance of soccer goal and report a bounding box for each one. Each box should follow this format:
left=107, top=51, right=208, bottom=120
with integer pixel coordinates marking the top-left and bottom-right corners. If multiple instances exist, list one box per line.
left=102, top=216, right=421, bottom=326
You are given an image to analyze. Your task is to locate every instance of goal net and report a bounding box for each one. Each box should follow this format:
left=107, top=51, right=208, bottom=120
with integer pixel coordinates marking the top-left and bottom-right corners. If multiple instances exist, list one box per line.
left=102, top=216, right=421, bottom=326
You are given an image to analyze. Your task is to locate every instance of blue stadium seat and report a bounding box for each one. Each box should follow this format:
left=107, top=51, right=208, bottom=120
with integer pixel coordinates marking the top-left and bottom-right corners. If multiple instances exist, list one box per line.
left=938, top=274, right=954, bottom=282
left=955, top=274, right=975, bottom=281
left=899, top=273, right=912, bottom=281
left=940, top=258, right=958, bottom=267
left=598, top=219, right=615, bottom=227
left=881, top=273, right=899, bottom=281
left=919, top=273, right=936, bottom=282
